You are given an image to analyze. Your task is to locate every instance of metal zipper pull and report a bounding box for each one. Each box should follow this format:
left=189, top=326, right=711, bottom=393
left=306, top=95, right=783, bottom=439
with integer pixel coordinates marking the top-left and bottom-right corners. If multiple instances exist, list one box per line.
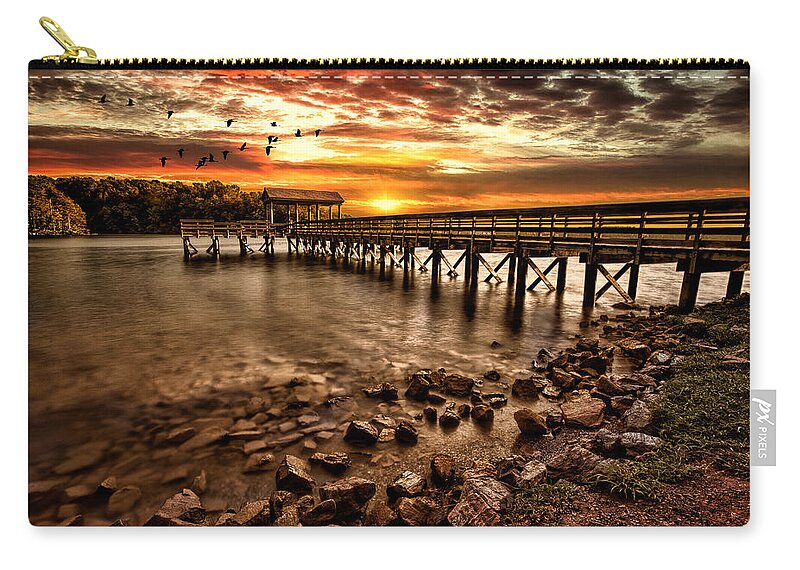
left=39, top=16, right=98, bottom=64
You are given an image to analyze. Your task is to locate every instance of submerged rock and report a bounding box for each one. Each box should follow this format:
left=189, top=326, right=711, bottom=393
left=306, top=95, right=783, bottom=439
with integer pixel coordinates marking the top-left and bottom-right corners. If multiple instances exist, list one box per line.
left=362, top=382, right=399, bottom=401
left=430, top=453, right=456, bottom=487
left=319, top=477, right=377, bottom=518
left=395, top=420, right=419, bottom=444
left=107, top=485, right=141, bottom=515
left=439, top=408, right=461, bottom=428
left=561, top=392, right=606, bottom=428
left=471, top=404, right=494, bottom=424
left=309, top=452, right=352, bottom=475
left=300, top=499, right=337, bottom=526
left=512, top=376, right=545, bottom=399
left=444, top=374, right=475, bottom=397
left=514, top=408, right=548, bottom=436
left=395, top=496, right=442, bottom=526
left=405, top=373, right=432, bottom=401
left=387, top=470, right=427, bottom=501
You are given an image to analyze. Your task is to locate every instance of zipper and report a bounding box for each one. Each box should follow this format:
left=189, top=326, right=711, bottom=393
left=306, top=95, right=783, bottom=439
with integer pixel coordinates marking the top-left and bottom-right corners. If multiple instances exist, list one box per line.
left=32, top=16, right=749, bottom=70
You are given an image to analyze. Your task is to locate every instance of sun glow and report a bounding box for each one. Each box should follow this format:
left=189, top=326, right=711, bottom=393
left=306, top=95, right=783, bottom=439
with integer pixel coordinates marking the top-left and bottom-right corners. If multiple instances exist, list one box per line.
left=370, top=199, right=403, bottom=212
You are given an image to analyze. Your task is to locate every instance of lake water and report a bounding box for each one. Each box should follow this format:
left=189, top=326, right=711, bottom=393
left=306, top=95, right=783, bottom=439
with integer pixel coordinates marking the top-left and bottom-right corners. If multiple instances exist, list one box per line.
left=28, top=235, right=748, bottom=524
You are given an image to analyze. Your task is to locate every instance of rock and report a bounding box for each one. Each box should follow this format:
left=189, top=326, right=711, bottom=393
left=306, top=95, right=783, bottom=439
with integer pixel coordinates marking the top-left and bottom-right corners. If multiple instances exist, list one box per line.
left=581, top=355, right=609, bottom=375
left=269, top=490, right=297, bottom=517
left=370, top=415, right=397, bottom=430
left=490, top=340, right=502, bottom=349
left=221, top=500, right=271, bottom=526
left=640, top=365, right=672, bottom=381
left=622, top=400, right=653, bottom=432
left=443, top=374, right=475, bottom=397
left=343, top=421, right=379, bottom=445
left=273, top=504, right=301, bottom=526
left=517, top=460, right=547, bottom=488
left=243, top=440, right=268, bottom=454
left=597, top=375, right=626, bottom=396
left=463, top=460, right=497, bottom=480
left=423, top=407, right=438, bottom=422
left=647, top=350, right=673, bottom=366
left=63, top=484, right=94, bottom=502
left=534, top=348, right=555, bottom=368
left=405, top=373, right=432, bottom=401
left=512, top=376, right=544, bottom=398
left=545, top=407, right=564, bottom=430
left=439, top=408, right=461, bottom=428
left=53, top=441, right=109, bottom=475
left=484, top=393, right=508, bottom=408
left=245, top=396, right=267, bottom=415
left=542, top=385, right=561, bottom=399
left=145, top=489, right=205, bottom=526
left=160, top=466, right=190, bottom=484
left=362, top=382, right=398, bottom=401
left=301, top=499, right=337, bottom=526
left=430, top=453, right=456, bottom=486
left=191, top=470, right=207, bottom=494
left=96, top=476, right=118, bottom=497
left=471, top=404, right=494, bottom=424
left=364, top=502, right=397, bottom=526
left=57, top=504, right=81, bottom=521
left=378, top=428, right=396, bottom=443
left=462, top=477, right=511, bottom=511
left=616, top=338, right=652, bottom=361
left=319, top=477, right=377, bottom=518
left=610, top=395, right=636, bottom=415
left=395, top=420, right=419, bottom=444
left=546, top=444, right=618, bottom=483
left=561, top=392, right=606, bottom=428
left=514, top=408, right=548, bottom=436
left=309, top=452, right=351, bottom=475
left=592, top=428, right=624, bottom=457
left=483, top=370, right=501, bottom=382
left=395, top=496, right=442, bottom=526
left=179, top=426, right=229, bottom=452
left=165, top=426, right=196, bottom=445
left=426, top=392, right=447, bottom=405
left=456, top=403, right=471, bottom=417
left=387, top=470, right=427, bottom=500
left=550, top=368, right=579, bottom=391
left=609, top=372, right=658, bottom=392
left=620, top=432, right=662, bottom=457
left=275, top=455, right=315, bottom=494
left=107, top=486, right=141, bottom=515
left=447, top=493, right=501, bottom=526
left=243, top=452, right=275, bottom=473
left=681, top=317, right=708, bottom=338
left=60, top=514, right=83, bottom=526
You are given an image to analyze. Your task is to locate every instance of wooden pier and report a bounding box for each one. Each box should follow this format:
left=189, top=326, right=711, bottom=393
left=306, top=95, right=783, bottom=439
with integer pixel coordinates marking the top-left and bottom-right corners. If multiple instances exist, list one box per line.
left=180, top=196, right=749, bottom=313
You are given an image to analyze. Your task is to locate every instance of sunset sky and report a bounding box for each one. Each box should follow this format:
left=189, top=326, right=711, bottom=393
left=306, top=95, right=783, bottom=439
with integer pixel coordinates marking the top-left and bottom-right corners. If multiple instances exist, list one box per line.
left=28, top=69, right=749, bottom=216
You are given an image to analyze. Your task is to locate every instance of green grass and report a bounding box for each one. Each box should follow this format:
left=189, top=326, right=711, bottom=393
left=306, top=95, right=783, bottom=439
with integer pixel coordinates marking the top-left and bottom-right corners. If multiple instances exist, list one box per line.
left=505, top=482, right=586, bottom=526
left=595, top=295, right=750, bottom=500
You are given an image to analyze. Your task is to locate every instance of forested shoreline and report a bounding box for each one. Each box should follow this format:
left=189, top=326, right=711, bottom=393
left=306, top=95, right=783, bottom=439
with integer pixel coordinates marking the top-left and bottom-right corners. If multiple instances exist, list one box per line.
left=28, top=176, right=268, bottom=235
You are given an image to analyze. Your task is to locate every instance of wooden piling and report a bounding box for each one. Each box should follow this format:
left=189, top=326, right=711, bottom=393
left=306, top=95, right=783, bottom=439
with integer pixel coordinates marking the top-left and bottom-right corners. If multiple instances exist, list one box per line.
left=431, top=245, right=442, bottom=285
left=514, top=250, right=528, bottom=297
left=726, top=270, right=745, bottom=298
left=678, top=270, right=701, bottom=313
left=556, top=257, right=568, bottom=292
left=628, top=263, right=640, bottom=299
left=463, top=242, right=473, bottom=283
left=582, top=262, right=597, bottom=307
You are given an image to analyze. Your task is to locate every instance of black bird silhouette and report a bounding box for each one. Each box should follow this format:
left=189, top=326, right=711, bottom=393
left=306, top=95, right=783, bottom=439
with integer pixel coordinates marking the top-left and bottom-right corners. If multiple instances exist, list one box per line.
left=265, top=145, right=275, bottom=156
left=267, top=135, right=277, bottom=144
left=295, top=129, right=302, bottom=137
left=271, top=122, right=278, bottom=127
left=314, top=129, right=322, bottom=137
left=222, top=150, right=230, bottom=160
left=178, top=148, right=185, bottom=158
left=239, top=142, right=247, bottom=151
left=127, top=98, right=135, bottom=106
left=208, top=153, right=217, bottom=163
left=99, top=94, right=108, bottom=104
left=195, top=160, right=205, bottom=170
left=160, top=156, right=169, bottom=167
left=225, top=119, right=237, bottom=127
left=167, top=110, right=174, bottom=119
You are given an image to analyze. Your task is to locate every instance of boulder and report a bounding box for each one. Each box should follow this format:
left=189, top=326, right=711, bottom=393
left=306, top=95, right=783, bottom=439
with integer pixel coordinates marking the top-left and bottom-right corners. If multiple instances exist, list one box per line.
left=592, top=428, right=624, bottom=457
left=622, top=400, right=653, bottom=432
left=597, top=375, right=626, bottom=396
left=647, top=350, right=673, bottom=366
left=178, top=426, right=228, bottom=452
left=427, top=392, right=447, bottom=405
left=462, top=477, right=511, bottom=512
left=517, top=460, right=547, bottom=488
left=309, top=452, right=352, bottom=475
left=483, top=370, right=501, bottom=382
left=273, top=505, right=301, bottom=526
left=395, top=496, right=442, bottom=526
left=319, top=477, right=377, bottom=518
left=146, top=489, right=205, bottom=526
left=545, top=407, right=564, bottom=430
left=512, top=376, right=545, bottom=398
left=443, top=374, right=475, bottom=397
left=484, top=393, right=508, bottom=408
left=561, top=392, right=605, bottom=428
left=275, top=455, right=315, bottom=494
left=639, top=365, right=672, bottom=382
left=580, top=355, right=608, bottom=375
left=362, top=382, right=399, bottom=401
left=514, top=408, right=548, bottom=436
left=620, top=432, right=662, bottom=457
left=269, top=490, right=297, bottom=517
left=364, top=501, right=397, bottom=526
left=395, top=420, right=419, bottom=444
left=423, top=407, right=438, bottom=422
left=534, top=348, right=555, bottom=368
left=430, top=453, right=456, bottom=486
left=616, top=338, right=651, bottom=361
left=550, top=368, right=578, bottom=391
left=96, top=476, right=118, bottom=498
left=165, top=426, right=196, bottom=445
left=343, top=421, right=379, bottom=445
left=447, top=493, right=501, bottom=526
left=107, top=486, right=141, bottom=515
left=245, top=396, right=267, bottom=415
left=681, top=317, right=708, bottom=338
left=405, top=373, right=431, bottom=401
left=387, top=471, right=427, bottom=500
left=439, top=408, right=461, bottom=428
left=456, top=403, right=471, bottom=417
left=300, top=499, right=337, bottom=526
left=471, top=404, right=494, bottom=424
left=546, top=444, right=618, bottom=483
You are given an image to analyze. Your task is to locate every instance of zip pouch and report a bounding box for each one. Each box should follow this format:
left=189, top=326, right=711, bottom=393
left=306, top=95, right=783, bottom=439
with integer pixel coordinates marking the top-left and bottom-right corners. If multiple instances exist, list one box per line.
left=28, top=17, right=751, bottom=527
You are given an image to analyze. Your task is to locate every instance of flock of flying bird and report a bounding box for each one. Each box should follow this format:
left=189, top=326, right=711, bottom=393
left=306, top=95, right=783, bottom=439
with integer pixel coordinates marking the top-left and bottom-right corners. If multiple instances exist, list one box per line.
left=97, top=94, right=324, bottom=170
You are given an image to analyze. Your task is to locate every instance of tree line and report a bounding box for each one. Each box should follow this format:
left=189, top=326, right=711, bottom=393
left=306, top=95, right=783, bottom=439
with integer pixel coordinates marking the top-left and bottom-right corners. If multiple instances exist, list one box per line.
left=28, top=175, right=273, bottom=235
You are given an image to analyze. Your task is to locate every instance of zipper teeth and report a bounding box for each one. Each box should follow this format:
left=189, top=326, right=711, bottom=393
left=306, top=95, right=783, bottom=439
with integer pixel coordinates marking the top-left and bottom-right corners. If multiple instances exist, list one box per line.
left=30, top=57, right=749, bottom=70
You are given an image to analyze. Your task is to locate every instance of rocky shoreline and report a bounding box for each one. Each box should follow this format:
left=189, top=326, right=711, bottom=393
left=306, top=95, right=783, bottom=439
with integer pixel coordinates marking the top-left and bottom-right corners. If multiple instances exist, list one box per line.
left=29, top=295, right=750, bottom=526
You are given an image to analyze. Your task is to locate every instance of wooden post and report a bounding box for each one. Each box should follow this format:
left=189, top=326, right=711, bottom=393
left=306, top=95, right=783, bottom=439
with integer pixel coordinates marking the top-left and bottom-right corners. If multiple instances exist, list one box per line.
left=726, top=270, right=745, bottom=298
left=337, top=204, right=341, bottom=219
left=379, top=242, right=386, bottom=280
left=627, top=263, right=640, bottom=299
left=238, top=235, right=252, bottom=255
left=678, top=270, right=702, bottom=313
left=269, top=201, right=274, bottom=225
left=464, top=242, right=473, bottom=282
left=315, top=204, right=320, bottom=221
left=469, top=249, right=479, bottom=288
left=582, top=262, right=598, bottom=307
left=431, top=244, right=442, bottom=285
left=508, top=249, right=517, bottom=284
left=556, top=257, right=568, bottom=292
left=514, top=249, right=528, bottom=297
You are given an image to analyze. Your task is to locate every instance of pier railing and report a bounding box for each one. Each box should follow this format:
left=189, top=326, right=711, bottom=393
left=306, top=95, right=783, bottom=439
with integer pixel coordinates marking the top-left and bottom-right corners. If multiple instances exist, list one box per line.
left=180, top=219, right=278, bottom=238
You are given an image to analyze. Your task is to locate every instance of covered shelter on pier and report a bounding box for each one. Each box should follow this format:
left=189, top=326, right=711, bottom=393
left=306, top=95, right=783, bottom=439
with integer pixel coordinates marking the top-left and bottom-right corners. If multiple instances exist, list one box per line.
left=262, top=187, right=344, bottom=224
